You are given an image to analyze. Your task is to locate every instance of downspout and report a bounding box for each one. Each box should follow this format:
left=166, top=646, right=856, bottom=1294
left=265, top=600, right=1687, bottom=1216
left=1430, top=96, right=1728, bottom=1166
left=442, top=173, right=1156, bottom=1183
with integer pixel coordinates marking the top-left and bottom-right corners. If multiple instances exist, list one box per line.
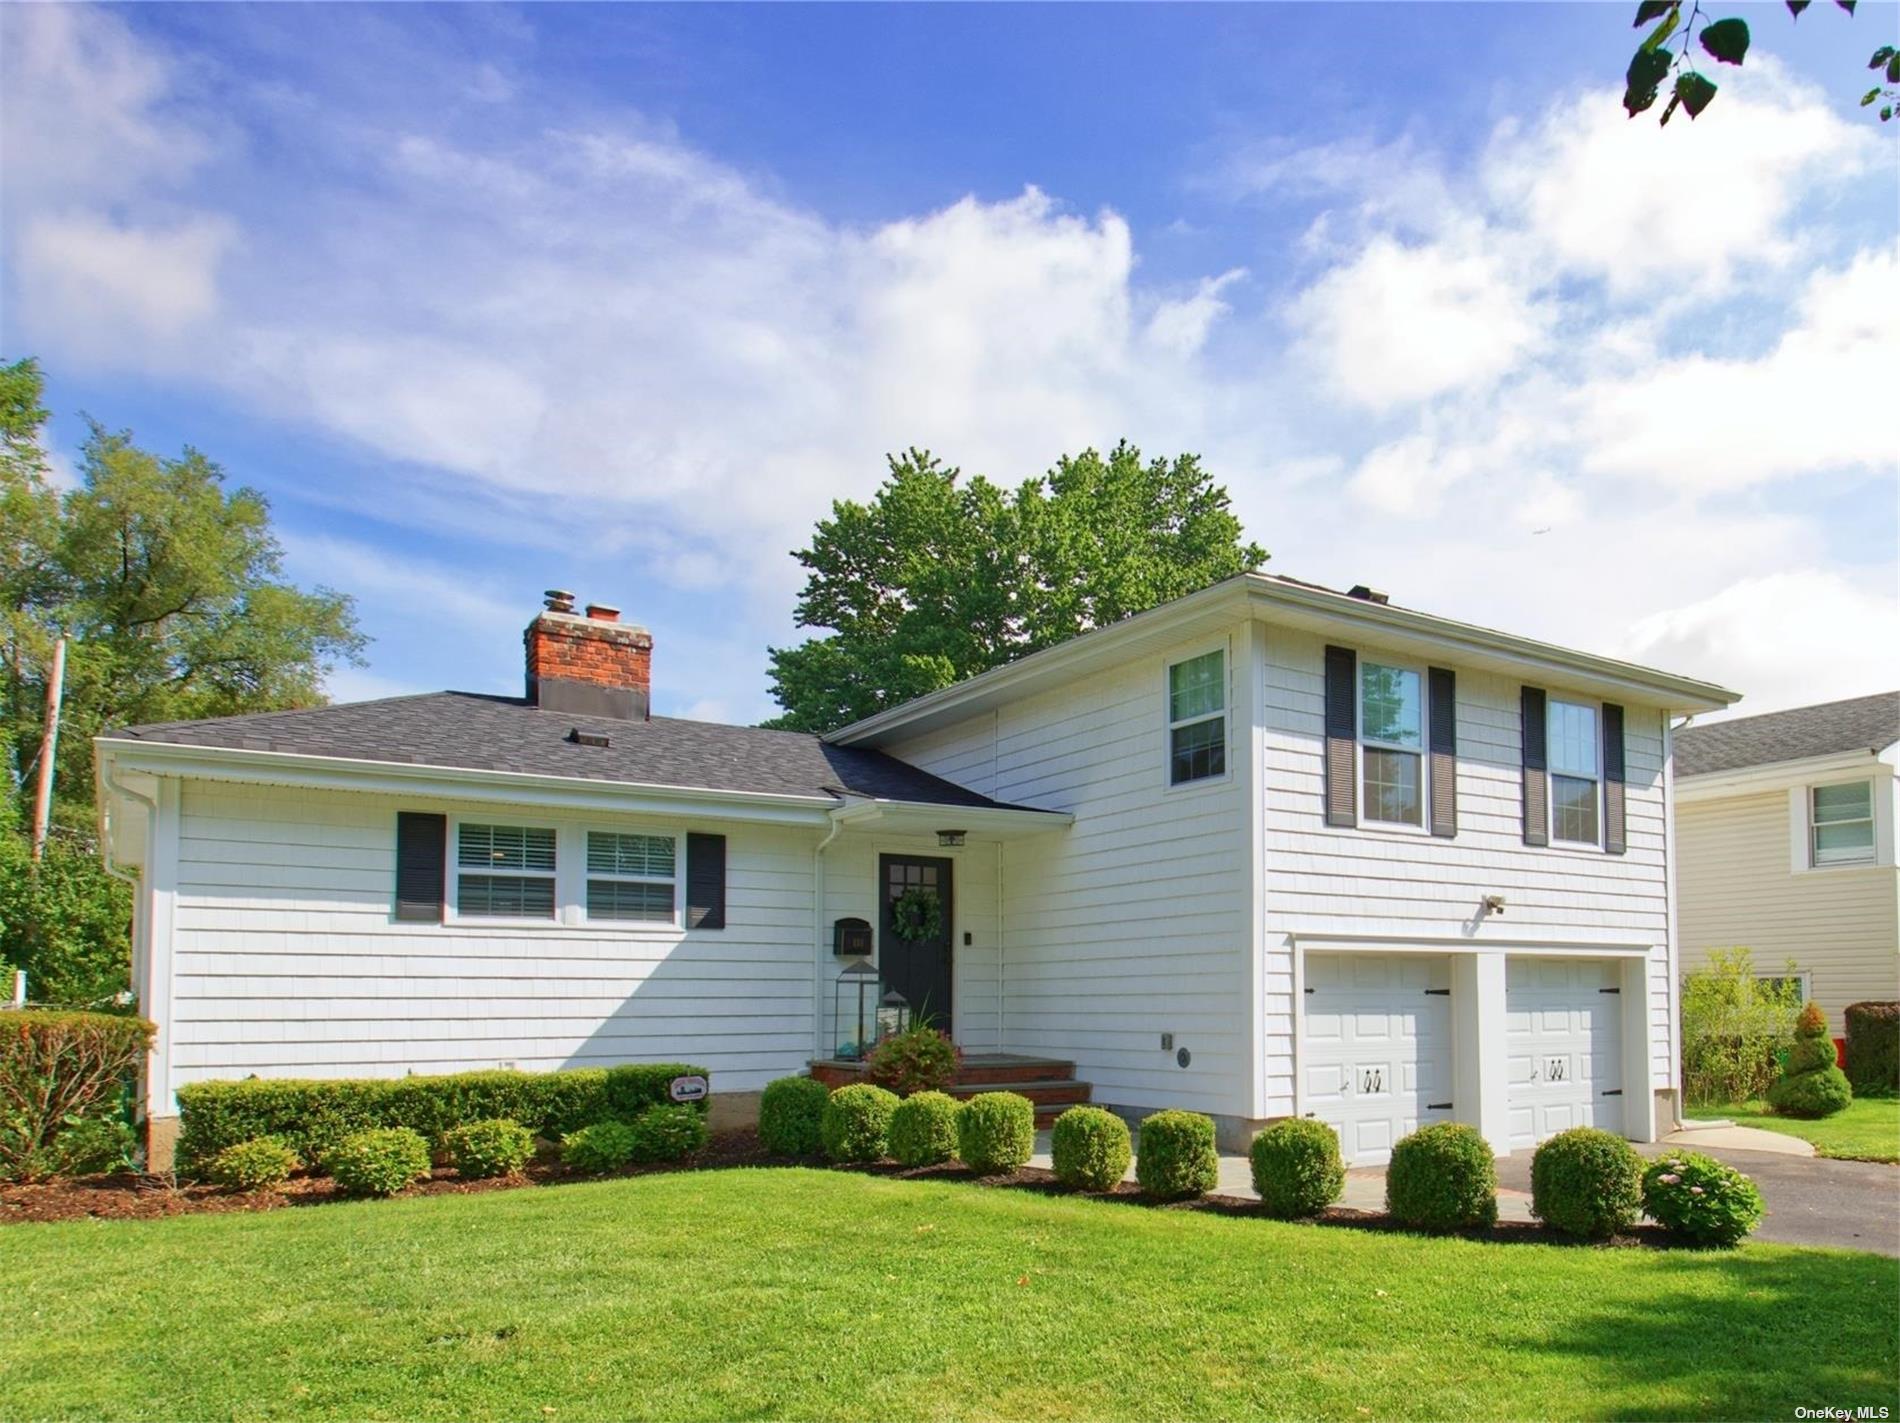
left=995, top=838, right=1006, bottom=1051
left=811, top=811, right=846, bottom=1061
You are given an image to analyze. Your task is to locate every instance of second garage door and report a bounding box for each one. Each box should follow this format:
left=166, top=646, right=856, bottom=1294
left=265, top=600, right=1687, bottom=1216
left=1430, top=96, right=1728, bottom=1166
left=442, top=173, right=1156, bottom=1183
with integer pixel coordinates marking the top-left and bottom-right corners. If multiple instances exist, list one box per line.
left=1303, top=953, right=1454, bottom=1166
left=1506, top=957, right=1624, bottom=1151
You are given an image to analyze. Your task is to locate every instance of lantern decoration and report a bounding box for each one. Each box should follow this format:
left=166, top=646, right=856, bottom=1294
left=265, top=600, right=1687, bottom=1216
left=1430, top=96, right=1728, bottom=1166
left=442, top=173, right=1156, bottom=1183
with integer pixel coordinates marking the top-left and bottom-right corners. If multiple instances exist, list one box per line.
left=877, top=985, right=912, bottom=1043
left=833, top=957, right=881, bottom=1060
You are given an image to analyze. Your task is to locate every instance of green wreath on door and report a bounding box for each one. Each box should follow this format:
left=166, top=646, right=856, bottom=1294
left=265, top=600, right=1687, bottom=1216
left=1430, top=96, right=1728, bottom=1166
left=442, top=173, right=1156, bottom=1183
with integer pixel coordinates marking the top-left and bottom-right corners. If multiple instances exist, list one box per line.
left=888, top=885, right=943, bottom=943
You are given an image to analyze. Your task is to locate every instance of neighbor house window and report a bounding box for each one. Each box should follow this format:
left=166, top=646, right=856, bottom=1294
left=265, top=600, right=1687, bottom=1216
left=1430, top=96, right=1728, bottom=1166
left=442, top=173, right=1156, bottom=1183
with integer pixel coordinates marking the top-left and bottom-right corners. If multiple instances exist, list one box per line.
left=1360, top=661, right=1423, bottom=826
left=1811, top=781, right=1875, bottom=866
left=1168, top=649, right=1226, bottom=785
left=586, top=831, right=678, bottom=922
left=457, top=822, right=557, bottom=918
left=1548, top=699, right=1600, bottom=845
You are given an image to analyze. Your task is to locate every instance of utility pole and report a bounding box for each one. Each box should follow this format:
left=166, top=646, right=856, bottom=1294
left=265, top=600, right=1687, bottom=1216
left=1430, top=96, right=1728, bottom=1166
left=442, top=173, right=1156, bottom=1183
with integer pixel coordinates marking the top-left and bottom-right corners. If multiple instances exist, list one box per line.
left=29, top=636, right=65, bottom=862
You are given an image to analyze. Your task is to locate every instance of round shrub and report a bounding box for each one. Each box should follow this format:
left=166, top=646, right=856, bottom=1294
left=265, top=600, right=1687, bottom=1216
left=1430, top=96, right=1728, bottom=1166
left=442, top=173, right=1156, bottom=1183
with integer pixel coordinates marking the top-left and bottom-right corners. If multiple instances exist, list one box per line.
left=1385, top=1122, right=1497, bottom=1232
left=444, top=1118, right=534, bottom=1180
left=1136, top=1110, right=1219, bottom=1201
left=627, top=1104, right=709, bottom=1164
left=865, top=1026, right=961, bottom=1096
left=561, top=1119, right=638, bottom=1174
left=208, top=1136, right=300, bottom=1193
left=1642, top=1151, right=1764, bottom=1246
left=1529, top=1127, right=1642, bottom=1240
left=1248, top=1118, right=1344, bottom=1219
left=327, top=1127, right=431, bottom=1198
left=1769, top=1001, right=1854, bottom=1119
left=758, top=1075, right=830, bottom=1156
left=888, top=1091, right=962, bottom=1167
left=956, top=1091, right=1036, bottom=1175
left=821, top=1083, right=900, bottom=1163
left=1050, top=1106, right=1131, bottom=1192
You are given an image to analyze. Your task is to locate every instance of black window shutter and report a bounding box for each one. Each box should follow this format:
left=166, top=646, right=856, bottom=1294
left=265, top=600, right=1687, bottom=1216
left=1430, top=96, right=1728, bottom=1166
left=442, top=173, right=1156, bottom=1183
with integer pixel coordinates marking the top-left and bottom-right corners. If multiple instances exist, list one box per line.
left=1603, top=703, right=1628, bottom=856
left=1428, top=667, right=1457, bottom=839
left=394, top=812, right=447, bottom=923
left=686, top=833, right=727, bottom=930
left=1323, top=645, right=1357, bottom=827
left=1521, top=687, right=1549, bottom=847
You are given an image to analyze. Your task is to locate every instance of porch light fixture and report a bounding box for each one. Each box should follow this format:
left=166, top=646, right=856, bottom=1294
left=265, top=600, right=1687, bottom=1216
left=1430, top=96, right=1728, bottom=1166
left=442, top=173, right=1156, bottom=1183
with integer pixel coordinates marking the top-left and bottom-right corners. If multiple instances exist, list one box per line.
left=936, top=829, right=966, bottom=847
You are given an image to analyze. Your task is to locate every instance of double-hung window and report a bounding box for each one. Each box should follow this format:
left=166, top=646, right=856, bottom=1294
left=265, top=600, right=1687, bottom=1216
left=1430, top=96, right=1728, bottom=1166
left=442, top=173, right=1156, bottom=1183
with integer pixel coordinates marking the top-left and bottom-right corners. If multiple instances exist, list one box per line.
left=1168, top=650, right=1226, bottom=785
left=1811, top=782, right=1875, bottom=866
left=1360, top=661, right=1424, bottom=826
left=1548, top=699, right=1600, bottom=845
left=457, top=822, right=557, bottom=919
left=587, top=831, right=678, bottom=922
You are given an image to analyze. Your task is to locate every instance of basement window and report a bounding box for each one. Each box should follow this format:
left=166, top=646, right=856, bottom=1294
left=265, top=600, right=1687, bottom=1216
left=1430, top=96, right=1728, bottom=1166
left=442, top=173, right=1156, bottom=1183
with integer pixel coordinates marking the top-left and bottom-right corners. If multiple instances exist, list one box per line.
left=457, top=823, right=557, bottom=919
left=586, top=831, right=678, bottom=923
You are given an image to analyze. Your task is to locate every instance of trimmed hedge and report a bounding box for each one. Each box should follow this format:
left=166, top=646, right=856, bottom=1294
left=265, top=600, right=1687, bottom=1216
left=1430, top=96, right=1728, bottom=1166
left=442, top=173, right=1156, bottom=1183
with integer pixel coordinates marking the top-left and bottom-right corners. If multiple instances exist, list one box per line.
left=443, top=1119, right=534, bottom=1179
left=1136, top=1110, right=1219, bottom=1201
left=627, top=1104, right=709, bottom=1164
left=1529, top=1127, right=1642, bottom=1240
left=1249, top=1118, right=1344, bottom=1219
left=822, top=1083, right=899, bottom=1164
left=208, top=1137, right=301, bottom=1192
left=327, top=1127, right=430, bottom=1197
left=888, top=1091, right=962, bottom=1167
left=1643, top=1151, right=1764, bottom=1246
left=957, top=1092, right=1036, bottom=1175
left=1386, top=1123, right=1498, bottom=1232
left=174, top=1062, right=709, bottom=1170
left=758, top=1076, right=830, bottom=1156
left=1844, top=1001, right=1899, bottom=1092
left=1, top=1010, right=155, bottom=1180
left=1768, top=1002, right=1853, bottom=1119
left=1050, top=1106, right=1131, bottom=1192
left=563, top=1120, right=638, bottom=1174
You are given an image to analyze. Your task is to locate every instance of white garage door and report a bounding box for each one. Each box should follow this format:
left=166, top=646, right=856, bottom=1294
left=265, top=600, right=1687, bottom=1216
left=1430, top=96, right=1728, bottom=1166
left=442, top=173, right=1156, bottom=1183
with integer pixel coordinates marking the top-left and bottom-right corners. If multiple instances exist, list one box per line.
left=1302, top=953, right=1454, bottom=1166
left=1506, top=958, right=1623, bottom=1151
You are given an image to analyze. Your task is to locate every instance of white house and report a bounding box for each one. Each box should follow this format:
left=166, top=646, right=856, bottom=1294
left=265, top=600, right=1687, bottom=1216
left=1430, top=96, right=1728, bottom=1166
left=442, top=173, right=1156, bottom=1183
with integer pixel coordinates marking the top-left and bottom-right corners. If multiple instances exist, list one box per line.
left=1673, top=692, right=1899, bottom=1021
left=96, top=575, right=1736, bottom=1168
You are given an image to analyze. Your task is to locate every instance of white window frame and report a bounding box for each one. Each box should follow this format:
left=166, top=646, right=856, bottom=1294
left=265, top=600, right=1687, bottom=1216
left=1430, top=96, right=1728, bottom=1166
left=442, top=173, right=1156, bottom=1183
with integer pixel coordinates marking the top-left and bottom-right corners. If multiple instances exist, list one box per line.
left=583, top=828, right=682, bottom=927
left=447, top=817, right=561, bottom=926
left=1808, top=778, right=1876, bottom=869
left=442, top=816, right=687, bottom=931
left=1356, top=656, right=1430, bottom=833
left=1164, top=643, right=1231, bottom=791
left=1547, top=695, right=1602, bottom=849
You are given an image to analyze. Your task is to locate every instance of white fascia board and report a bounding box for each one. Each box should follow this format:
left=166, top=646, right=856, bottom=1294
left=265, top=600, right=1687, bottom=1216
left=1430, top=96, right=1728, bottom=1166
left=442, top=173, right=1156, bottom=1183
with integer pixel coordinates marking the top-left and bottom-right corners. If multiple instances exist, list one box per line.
left=1674, top=748, right=1889, bottom=803
left=824, top=797, right=1072, bottom=840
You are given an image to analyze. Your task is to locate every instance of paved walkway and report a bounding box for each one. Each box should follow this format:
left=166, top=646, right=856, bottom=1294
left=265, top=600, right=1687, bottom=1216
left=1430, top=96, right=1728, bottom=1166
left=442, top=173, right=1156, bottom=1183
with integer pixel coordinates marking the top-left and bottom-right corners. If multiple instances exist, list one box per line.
left=1027, top=1128, right=1900, bottom=1256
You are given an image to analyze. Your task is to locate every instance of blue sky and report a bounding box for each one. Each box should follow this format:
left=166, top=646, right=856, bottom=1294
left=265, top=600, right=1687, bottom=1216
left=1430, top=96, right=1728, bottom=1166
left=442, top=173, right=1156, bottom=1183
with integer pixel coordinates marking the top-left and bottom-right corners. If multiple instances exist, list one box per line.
left=3, top=2, right=1895, bottom=723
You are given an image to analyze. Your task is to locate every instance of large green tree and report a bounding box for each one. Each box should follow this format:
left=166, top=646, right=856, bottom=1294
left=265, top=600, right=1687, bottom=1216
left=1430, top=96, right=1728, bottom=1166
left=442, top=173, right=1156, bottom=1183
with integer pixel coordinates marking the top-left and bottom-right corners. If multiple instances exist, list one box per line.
left=765, top=442, right=1265, bottom=733
left=0, top=357, right=367, bottom=1002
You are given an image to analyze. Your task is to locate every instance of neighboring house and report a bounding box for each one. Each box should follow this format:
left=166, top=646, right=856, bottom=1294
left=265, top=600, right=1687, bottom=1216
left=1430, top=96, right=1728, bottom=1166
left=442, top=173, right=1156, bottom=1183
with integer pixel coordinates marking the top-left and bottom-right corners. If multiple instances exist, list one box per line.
left=97, top=576, right=1735, bottom=1169
left=1674, top=692, right=1900, bottom=1020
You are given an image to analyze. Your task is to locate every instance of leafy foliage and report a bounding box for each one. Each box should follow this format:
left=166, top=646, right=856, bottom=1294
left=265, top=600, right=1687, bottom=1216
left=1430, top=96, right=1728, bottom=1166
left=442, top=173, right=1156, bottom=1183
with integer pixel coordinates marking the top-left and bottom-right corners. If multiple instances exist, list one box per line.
left=1386, top=1123, right=1499, bottom=1232
left=208, top=1137, right=302, bottom=1193
left=1050, top=1105, right=1132, bottom=1192
left=820, top=1082, right=899, bottom=1164
left=0, top=819, right=132, bottom=1005
left=1529, top=1127, right=1644, bottom=1240
left=626, top=1104, right=709, bottom=1164
left=864, top=1024, right=961, bottom=1096
left=1135, top=1109, right=1219, bottom=1201
left=1680, top=948, right=1804, bottom=1105
left=562, top=1120, right=639, bottom=1174
left=1248, top=1118, right=1346, bottom=1220
left=327, top=1127, right=431, bottom=1197
left=443, top=1119, right=535, bottom=1179
left=1844, top=1001, right=1899, bottom=1092
left=765, top=444, right=1265, bottom=731
left=888, top=1090, right=962, bottom=1167
left=1642, top=1151, right=1764, bottom=1245
left=0, top=1009, right=153, bottom=1180
left=955, top=1091, right=1036, bottom=1175
left=758, top=1075, right=830, bottom=1156
left=1768, top=1001, right=1853, bottom=1118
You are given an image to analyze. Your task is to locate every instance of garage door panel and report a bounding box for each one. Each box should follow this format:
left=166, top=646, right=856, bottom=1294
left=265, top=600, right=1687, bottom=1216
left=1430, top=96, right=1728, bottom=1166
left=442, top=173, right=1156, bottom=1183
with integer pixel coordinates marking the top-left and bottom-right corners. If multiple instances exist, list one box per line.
left=1302, top=953, right=1453, bottom=1167
left=1506, top=957, right=1623, bottom=1151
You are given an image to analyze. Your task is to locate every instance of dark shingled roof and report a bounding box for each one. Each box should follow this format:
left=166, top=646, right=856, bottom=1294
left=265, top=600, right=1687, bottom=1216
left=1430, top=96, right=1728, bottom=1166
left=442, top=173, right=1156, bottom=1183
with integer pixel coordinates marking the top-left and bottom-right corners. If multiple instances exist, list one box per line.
left=1676, top=691, right=1900, bottom=778
left=109, top=692, right=1038, bottom=811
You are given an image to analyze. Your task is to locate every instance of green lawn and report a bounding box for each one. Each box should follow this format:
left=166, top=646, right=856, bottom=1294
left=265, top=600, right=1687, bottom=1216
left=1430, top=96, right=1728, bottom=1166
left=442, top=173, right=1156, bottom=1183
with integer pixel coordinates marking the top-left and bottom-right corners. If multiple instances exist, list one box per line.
left=1, top=1169, right=1894, bottom=1421
left=1701, top=1096, right=1900, bottom=1162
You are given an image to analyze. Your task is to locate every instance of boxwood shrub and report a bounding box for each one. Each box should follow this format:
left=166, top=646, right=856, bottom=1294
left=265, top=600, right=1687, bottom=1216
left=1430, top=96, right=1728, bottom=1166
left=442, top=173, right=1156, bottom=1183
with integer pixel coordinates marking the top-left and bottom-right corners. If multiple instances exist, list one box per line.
left=327, top=1127, right=431, bottom=1197
left=758, top=1075, right=830, bottom=1156
left=562, top=1120, right=639, bottom=1174
left=1050, top=1106, right=1131, bottom=1192
left=443, top=1118, right=535, bottom=1179
left=1529, top=1127, right=1642, bottom=1240
left=1844, top=1001, right=1899, bottom=1092
left=1136, top=1109, right=1219, bottom=1201
left=208, top=1137, right=301, bottom=1193
left=1, top=1010, right=155, bottom=1181
left=627, top=1104, right=709, bottom=1164
left=1385, top=1122, right=1498, bottom=1232
left=1248, top=1118, right=1345, bottom=1219
left=957, top=1092, right=1036, bottom=1175
left=1642, top=1151, right=1764, bottom=1246
left=888, top=1090, right=962, bottom=1167
left=821, top=1083, right=900, bottom=1164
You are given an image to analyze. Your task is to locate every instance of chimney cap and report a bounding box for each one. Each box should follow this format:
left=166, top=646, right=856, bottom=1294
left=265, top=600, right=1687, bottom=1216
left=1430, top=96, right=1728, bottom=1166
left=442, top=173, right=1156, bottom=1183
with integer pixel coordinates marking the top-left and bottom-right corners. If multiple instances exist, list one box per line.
left=1346, top=584, right=1390, bottom=605
left=543, top=589, right=576, bottom=613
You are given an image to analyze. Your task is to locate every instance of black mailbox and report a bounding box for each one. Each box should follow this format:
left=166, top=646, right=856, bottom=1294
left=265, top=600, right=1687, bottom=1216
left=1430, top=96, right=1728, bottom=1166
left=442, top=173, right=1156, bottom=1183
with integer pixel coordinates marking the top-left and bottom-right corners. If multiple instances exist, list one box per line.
left=833, top=916, right=872, bottom=958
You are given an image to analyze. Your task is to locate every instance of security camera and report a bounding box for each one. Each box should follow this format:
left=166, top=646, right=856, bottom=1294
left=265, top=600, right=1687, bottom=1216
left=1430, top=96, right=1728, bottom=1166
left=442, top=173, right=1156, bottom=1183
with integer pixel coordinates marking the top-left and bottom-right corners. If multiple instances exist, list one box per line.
left=1482, top=894, right=1507, bottom=916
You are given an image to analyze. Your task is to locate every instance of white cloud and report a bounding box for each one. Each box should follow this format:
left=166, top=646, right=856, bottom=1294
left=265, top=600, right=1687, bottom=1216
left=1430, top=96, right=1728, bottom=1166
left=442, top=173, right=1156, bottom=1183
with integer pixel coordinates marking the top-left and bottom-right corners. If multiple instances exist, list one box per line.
left=1145, top=268, right=1247, bottom=357
left=17, top=213, right=236, bottom=348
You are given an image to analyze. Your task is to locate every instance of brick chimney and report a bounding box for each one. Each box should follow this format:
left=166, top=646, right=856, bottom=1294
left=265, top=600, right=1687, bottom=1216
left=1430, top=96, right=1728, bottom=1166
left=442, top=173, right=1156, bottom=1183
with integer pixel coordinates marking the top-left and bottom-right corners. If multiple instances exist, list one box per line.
left=524, top=590, right=652, bottom=720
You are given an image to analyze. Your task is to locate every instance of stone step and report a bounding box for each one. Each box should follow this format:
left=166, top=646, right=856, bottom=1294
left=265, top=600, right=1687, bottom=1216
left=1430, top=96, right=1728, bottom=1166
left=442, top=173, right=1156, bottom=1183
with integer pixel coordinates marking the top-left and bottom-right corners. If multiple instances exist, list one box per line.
left=951, top=1054, right=1077, bottom=1086
left=945, top=1077, right=1092, bottom=1109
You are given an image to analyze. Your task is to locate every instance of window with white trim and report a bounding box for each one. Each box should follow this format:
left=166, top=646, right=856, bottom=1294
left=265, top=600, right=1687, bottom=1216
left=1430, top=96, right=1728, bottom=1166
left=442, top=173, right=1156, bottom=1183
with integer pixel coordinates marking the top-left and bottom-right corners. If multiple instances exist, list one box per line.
left=586, top=831, right=678, bottom=922
left=1547, top=698, right=1600, bottom=845
left=457, top=822, right=557, bottom=919
left=1168, top=649, right=1226, bottom=785
left=1811, top=781, right=1875, bottom=866
left=1359, top=661, right=1424, bottom=826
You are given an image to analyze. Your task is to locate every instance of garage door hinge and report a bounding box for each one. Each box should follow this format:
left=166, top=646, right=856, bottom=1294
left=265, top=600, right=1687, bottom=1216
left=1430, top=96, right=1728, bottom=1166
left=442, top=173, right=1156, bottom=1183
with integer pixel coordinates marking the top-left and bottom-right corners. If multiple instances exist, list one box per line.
left=1601, top=1089, right=1623, bottom=1097
left=1427, top=1101, right=1453, bottom=1110
left=1424, top=988, right=1450, bottom=996
left=1304, top=987, right=1314, bottom=994
left=1598, top=987, right=1621, bottom=994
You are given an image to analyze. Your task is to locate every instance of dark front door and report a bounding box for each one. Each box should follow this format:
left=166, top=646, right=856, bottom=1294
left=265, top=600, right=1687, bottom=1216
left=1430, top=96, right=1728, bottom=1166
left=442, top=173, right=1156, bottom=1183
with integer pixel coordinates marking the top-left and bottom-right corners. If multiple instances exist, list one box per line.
left=879, top=853, right=953, bottom=1036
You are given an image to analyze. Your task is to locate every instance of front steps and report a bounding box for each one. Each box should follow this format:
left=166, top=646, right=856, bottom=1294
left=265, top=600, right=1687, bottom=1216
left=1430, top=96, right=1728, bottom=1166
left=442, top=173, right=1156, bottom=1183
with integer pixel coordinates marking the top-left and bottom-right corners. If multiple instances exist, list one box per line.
left=809, top=1052, right=1091, bottom=1127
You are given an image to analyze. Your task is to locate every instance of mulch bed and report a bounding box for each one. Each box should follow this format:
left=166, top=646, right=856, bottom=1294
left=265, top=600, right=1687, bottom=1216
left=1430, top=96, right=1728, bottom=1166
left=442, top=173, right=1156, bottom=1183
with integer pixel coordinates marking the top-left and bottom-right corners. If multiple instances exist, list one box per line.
left=2, top=1128, right=1672, bottom=1246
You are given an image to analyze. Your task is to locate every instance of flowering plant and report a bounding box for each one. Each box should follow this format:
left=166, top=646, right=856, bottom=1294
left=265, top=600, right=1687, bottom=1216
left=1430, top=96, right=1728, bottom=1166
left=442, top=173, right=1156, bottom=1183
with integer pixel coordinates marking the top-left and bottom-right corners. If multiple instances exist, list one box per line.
left=1641, top=1151, right=1763, bottom=1246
